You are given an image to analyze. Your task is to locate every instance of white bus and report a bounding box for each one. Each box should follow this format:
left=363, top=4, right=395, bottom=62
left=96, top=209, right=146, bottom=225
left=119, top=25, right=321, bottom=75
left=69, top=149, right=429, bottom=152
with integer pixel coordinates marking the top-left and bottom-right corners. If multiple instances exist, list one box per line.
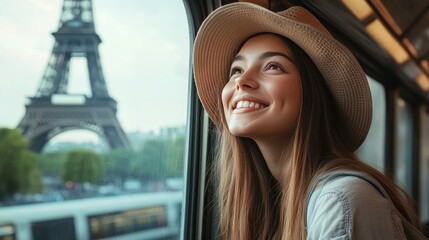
left=0, top=191, right=182, bottom=240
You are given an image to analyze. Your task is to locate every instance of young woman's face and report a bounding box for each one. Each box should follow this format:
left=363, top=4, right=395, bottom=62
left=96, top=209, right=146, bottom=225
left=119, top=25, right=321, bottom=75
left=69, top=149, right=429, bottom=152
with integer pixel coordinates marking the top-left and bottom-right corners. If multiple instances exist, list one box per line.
left=221, top=34, right=302, bottom=141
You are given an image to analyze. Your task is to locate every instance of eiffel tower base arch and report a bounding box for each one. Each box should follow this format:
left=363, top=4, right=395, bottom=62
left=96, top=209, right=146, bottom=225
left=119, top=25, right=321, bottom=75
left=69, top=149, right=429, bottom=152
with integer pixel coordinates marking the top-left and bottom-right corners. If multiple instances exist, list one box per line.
left=18, top=97, right=130, bottom=153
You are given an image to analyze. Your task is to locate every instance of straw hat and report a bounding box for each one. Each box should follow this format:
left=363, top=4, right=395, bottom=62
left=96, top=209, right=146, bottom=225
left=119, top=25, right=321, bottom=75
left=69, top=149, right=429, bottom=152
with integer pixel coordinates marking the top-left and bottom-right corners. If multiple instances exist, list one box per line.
left=193, top=2, right=372, bottom=150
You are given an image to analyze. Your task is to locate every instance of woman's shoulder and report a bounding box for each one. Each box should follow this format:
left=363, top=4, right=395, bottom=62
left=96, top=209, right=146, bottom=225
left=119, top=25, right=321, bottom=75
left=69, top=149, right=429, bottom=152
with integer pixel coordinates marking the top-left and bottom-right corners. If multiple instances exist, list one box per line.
left=307, top=170, right=390, bottom=210
left=306, top=170, right=407, bottom=239
left=314, top=170, right=386, bottom=198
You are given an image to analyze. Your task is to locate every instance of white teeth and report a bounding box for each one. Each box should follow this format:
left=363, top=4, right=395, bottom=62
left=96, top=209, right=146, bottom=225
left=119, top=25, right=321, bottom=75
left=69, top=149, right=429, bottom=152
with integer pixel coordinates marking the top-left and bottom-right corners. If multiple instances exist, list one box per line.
left=235, top=100, right=265, bottom=109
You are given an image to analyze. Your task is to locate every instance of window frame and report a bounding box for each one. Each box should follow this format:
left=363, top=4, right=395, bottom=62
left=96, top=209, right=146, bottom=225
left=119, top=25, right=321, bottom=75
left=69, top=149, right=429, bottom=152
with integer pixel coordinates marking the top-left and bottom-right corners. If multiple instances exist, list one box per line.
left=181, top=1, right=222, bottom=240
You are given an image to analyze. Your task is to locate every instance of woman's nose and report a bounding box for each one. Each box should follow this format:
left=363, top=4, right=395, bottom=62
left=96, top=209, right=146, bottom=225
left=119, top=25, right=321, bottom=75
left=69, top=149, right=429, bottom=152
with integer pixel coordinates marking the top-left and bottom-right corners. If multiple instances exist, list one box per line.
left=235, top=71, right=259, bottom=90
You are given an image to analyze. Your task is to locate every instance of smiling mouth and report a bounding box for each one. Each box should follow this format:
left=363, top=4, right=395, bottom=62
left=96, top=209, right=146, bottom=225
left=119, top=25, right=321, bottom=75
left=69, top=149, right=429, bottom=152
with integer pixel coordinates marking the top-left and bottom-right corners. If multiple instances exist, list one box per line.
left=234, top=100, right=267, bottom=110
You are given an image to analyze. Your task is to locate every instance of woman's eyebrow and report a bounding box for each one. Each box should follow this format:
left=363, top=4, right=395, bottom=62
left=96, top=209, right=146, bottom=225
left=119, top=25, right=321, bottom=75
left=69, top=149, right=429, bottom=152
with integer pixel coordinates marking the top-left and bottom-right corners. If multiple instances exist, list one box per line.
left=232, top=51, right=294, bottom=64
left=259, top=51, right=293, bottom=63
left=232, top=55, right=244, bottom=63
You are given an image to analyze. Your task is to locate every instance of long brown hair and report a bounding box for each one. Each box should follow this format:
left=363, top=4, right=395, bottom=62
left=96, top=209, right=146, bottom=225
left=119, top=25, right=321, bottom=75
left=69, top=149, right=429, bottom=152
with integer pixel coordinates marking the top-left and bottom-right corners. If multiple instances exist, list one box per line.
left=215, top=34, right=421, bottom=240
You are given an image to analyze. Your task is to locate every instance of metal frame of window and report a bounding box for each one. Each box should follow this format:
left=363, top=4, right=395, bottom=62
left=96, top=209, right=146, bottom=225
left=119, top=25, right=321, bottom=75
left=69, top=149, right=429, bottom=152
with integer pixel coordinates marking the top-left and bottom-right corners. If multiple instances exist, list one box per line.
left=181, top=1, right=221, bottom=239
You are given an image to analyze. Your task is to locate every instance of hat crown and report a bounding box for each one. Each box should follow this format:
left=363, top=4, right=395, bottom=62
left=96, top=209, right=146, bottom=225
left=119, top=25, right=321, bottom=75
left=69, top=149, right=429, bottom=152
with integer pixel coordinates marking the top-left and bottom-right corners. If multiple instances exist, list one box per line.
left=277, top=6, right=332, bottom=37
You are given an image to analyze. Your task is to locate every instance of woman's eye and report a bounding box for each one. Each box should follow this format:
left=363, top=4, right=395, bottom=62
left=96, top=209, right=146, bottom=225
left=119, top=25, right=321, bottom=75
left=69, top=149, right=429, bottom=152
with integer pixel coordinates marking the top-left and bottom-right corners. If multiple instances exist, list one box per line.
left=230, top=67, right=243, bottom=76
left=265, top=62, right=284, bottom=72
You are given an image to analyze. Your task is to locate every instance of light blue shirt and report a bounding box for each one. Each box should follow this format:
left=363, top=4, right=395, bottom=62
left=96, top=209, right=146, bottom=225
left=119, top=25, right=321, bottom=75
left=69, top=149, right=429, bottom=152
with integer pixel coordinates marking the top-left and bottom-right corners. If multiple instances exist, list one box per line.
left=305, top=171, right=427, bottom=239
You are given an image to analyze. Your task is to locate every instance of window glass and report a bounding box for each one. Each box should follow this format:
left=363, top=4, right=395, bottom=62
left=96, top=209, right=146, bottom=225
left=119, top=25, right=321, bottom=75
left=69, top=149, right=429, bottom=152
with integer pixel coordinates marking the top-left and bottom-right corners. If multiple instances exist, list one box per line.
left=394, top=97, right=414, bottom=193
left=0, top=1, right=189, bottom=240
left=357, top=76, right=386, bottom=171
left=420, top=108, right=429, bottom=222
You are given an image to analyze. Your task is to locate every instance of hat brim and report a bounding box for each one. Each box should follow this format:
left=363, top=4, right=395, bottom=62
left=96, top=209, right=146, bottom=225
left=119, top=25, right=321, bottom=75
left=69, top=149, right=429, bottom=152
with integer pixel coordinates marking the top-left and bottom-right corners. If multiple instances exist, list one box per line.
left=193, top=3, right=372, bottom=150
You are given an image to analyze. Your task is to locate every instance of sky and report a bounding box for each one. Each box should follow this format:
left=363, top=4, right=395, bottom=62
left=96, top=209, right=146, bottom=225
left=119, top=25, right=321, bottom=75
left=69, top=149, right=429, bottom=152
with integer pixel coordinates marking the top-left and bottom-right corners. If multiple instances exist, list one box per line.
left=0, top=0, right=191, bottom=142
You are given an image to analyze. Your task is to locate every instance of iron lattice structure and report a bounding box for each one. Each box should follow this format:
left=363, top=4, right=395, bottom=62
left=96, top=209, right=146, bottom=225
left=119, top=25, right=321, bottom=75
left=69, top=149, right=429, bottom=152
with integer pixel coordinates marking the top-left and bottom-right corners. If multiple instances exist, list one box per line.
left=18, top=0, right=130, bottom=152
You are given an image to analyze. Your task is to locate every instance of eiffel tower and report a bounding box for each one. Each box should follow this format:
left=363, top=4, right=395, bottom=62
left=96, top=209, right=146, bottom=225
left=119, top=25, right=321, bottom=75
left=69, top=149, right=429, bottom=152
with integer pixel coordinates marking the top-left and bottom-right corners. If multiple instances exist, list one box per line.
left=18, top=0, right=130, bottom=152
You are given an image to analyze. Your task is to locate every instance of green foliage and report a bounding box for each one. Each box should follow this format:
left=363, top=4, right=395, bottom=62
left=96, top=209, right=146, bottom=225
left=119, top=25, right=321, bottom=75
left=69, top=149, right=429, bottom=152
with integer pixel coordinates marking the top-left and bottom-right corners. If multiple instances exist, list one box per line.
left=102, top=148, right=136, bottom=181
left=38, top=151, right=67, bottom=175
left=62, top=149, right=104, bottom=184
left=102, top=136, right=186, bottom=181
left=0, top=128, right=43, bottom=199
left=164, top=136, right=185, bottom=177
left=19, top=151, right=43, bottom=194
left=137, top=139, right=168, bottom=179
left=0, top=128, right=186, bottom=200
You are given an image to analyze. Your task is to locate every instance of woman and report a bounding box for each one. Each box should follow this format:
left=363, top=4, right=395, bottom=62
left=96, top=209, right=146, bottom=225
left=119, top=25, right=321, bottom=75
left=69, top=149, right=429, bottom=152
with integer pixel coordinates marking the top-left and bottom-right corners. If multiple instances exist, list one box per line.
left=193, top=2, right=427, bottom=240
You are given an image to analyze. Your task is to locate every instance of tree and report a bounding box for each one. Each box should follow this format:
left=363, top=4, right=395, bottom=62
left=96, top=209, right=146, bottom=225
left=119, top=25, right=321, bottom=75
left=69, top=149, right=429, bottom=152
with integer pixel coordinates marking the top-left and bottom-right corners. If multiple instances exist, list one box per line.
left=0, top=128, right=43, bottom=200
left=102, top=148, right=135, bottom=183
left=18, top=150, right=43, bottom=194
left=164, top=136, right=185, bottom=177
left=62, top=149, right=104, bottom=185
left=100, top=135, right=186, bottom=183
left=38, top=151, right=68, bottom=176
left=137, top=139, right=168, bottom=180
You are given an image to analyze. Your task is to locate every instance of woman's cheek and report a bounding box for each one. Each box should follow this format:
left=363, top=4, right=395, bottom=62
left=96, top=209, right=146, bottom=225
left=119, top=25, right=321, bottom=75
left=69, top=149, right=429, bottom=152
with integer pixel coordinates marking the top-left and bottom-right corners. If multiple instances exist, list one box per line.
left=221, top=82, right=233, bottom=109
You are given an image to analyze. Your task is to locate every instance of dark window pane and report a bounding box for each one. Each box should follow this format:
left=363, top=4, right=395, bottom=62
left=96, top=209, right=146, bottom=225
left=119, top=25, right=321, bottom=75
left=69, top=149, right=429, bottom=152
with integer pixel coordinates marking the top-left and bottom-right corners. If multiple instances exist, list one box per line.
left=394, top=97, right=413, bottom=193
left=32, top=218, right=75, bottom=240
